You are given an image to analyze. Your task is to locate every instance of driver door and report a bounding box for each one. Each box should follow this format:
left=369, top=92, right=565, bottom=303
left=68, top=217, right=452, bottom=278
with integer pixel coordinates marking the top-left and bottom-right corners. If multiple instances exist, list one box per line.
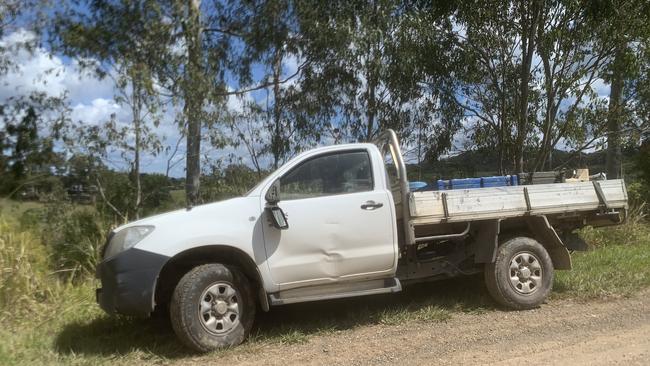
left=261, top=148, right=397, bottom=289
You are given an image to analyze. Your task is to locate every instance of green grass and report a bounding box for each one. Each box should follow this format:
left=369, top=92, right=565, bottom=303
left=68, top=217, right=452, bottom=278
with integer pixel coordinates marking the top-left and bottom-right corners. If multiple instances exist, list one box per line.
left=0, top=213, right=649, bottom=365
left=0, top=198, right=44, bottom=218
left=554, top=221, right=650, bottom=299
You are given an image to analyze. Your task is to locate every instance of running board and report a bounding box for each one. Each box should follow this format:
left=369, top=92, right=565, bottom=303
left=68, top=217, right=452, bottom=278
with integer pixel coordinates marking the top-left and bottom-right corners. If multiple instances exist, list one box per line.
left=269, top=277, right=402, bottom=305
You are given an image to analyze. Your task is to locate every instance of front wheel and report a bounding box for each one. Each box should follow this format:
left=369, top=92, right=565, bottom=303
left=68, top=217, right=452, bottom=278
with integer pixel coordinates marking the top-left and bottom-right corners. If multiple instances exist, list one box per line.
left=484, top=237, right=554, bottom=310
left=170, top=263, right=256, bottom=352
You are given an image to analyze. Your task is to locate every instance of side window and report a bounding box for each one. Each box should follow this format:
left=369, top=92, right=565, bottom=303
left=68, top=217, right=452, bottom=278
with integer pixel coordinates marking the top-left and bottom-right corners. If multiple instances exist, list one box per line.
left=280, top=151, right=373, bottom=200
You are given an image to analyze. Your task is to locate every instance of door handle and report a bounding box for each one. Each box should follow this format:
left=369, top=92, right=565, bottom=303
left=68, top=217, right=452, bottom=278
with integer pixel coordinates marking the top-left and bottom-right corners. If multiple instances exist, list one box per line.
left=361, top=200, right=383, bottom=210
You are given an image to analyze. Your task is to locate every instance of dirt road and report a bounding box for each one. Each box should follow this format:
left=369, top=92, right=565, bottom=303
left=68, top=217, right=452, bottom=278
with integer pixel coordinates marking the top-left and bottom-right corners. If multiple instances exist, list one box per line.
left=177, top=289, right=650, bottom=366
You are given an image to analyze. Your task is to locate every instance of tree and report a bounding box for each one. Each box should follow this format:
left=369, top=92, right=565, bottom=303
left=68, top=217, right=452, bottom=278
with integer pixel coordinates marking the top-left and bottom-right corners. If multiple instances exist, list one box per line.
left=0, top=93, right=68, bottom=196
left=532, top=0, right=611, bottom=171
left=587, top=0, right=650, bottom=178
left=1, top=1, right=68, bottom=195
left=511, top=0, right=543, bottom=172
left=55, top=0, right=235, bottom=206
left=56, top=5, right=167, bottom=218
left=455, top=0, right=523, bottom=173
left=226, top=0, right=306, bottom=169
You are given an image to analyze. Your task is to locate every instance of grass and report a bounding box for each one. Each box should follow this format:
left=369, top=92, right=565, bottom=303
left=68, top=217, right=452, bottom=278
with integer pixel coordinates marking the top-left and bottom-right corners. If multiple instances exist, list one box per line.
left=554, top=219, right=650, bottom=299
left=0, top=212, right=649, bottom=365
left=0, top=198, right=43, bottom=218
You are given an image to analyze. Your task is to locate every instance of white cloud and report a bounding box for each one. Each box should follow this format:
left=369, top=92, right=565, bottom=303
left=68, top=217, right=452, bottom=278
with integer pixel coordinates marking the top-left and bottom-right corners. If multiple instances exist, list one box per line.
left=70, top=98, right=124, bottom=125
left=0, top=30, right=114, bottom=103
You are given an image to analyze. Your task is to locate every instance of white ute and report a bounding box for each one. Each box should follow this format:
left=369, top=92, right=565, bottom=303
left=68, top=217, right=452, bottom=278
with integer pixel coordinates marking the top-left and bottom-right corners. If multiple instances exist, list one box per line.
left=95, top=129, right=628, bottom=352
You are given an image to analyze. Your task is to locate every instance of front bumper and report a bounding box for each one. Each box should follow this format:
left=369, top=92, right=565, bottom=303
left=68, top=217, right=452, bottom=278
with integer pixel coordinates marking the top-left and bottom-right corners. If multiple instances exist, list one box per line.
left=96, top=248, right=169, bottom=317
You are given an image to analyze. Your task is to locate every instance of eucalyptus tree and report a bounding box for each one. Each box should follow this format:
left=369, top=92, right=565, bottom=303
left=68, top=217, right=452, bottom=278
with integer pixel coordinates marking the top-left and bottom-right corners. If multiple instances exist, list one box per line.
left=387, top=2, right=463, bottom=164
left=55, top=2, right=168, bottom=218
left=218, top=0, right=308, bottom=169
left=531, top=0, right=613, bottom=171
left=456, top=0, right=609, bottom=173
left=454, top=0, right=522, bottom=173
left=1, top=0, right=68, bottom=193
left=290, top=0, right=461, bottom=155
left=54, top=0, right=241, bottom=206
left=585, top=0, right=650, bottom=178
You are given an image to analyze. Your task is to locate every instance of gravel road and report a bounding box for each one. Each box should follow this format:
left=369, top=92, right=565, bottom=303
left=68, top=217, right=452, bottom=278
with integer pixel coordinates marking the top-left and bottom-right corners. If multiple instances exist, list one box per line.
left=179, top=290, right=650, bottom=365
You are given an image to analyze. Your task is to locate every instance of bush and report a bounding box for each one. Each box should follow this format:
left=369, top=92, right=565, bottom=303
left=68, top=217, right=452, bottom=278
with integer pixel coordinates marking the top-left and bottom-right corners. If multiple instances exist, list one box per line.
left=577, top=202, right=647, bottom=249
left=42, top=204, right=106, bottom=281
left=626, top=182, right=649, bottom=212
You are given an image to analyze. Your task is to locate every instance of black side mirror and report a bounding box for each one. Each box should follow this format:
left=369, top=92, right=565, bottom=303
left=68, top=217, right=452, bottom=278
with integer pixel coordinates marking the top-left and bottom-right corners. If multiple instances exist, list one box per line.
left=265, top=180, right=281, bottom=204
left=266, top=206, right=289, bottom=229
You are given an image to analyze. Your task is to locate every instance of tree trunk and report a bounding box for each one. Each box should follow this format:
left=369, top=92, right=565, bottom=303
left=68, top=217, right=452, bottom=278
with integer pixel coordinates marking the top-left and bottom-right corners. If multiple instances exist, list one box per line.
left=606, top=45, right=625, bottom=179
left=184, top=0, right=204, bottom=206
left=364, top=0, right=378, bottom=142
left=133, top=81, right=142, bottom=219
left=271, top=47, right=282, bottom=170
left=365, top=41, right=377, bottom=142
left=514, top=0, right=541, bottom=173
left=534, top=22, right=555, bottom=173
left=498, top=94, right=506, bottom=174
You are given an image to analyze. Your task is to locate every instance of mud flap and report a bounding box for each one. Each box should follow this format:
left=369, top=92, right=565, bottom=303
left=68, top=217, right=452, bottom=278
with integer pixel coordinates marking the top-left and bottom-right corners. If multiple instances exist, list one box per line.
left=526, top=216, right=572, bottom=270
left=473, top=219, right=501, bottom=263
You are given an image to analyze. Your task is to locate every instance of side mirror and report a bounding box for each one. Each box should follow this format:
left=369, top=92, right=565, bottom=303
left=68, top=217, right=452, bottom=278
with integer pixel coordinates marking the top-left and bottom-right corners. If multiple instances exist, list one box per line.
left=266, top=206, right=289, bottom=229
left=265, top=180, right=281, bottom=204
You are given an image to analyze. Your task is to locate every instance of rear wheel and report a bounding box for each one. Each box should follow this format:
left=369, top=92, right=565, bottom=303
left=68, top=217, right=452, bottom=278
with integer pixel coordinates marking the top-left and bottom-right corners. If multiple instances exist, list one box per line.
left=170, top=264, right=255, bottom=352
left=484, top=237, right=553, bottom=310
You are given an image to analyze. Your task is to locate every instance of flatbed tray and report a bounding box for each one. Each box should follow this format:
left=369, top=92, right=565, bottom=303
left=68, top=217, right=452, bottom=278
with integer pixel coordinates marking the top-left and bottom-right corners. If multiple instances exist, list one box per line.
left=409, top=179, right=628, bottom=225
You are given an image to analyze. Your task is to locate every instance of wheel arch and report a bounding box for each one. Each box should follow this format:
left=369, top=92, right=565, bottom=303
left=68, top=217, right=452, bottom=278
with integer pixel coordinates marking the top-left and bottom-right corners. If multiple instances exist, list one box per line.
left=155, top=245, right=270, bottom=313
left=474, top=215, right=571, bottom=270
left=499, top=215, right=572, bottom=270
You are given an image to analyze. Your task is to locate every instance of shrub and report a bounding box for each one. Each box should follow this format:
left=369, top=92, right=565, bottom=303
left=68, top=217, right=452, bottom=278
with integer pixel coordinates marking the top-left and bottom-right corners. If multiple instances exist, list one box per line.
left=42, top=204, right=106, bottom=281
left=626, top=182, right=649, bottom=213
left=578, top=202, right=648, bottom=249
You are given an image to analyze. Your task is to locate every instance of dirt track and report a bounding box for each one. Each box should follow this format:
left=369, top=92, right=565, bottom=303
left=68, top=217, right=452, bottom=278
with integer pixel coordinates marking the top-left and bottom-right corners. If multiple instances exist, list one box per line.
left=176, top=289, right=650, bottom=366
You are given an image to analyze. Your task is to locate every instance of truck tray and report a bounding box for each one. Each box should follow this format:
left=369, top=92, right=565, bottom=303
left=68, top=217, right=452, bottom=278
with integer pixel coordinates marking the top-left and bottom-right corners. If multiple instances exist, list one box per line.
left=409, top=179, right=628, bottom=225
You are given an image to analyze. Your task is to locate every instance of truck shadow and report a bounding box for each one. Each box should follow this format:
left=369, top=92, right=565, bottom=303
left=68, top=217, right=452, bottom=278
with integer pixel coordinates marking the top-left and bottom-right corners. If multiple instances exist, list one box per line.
left=54, top=276, right=494, bottom=359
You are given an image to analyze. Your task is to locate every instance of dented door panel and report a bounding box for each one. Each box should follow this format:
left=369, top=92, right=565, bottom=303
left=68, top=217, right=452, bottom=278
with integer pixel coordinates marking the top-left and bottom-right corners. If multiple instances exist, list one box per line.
left=262, top=189, right=397, bottom=290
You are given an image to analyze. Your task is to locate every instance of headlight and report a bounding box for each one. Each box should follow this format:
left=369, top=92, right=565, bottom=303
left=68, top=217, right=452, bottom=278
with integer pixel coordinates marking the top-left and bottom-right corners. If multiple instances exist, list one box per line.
left=104, top=225, right=155, bottom=259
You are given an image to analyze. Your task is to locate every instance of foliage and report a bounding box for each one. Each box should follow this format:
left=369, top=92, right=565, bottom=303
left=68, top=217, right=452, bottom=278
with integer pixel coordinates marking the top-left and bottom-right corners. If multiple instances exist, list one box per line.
left=635, top=140, right=650, bottom=205
left=200, top=163, right=263, bottom=202
left=0, top=93, right=69, bottom=196
left=41, top=204, right=106, bottom=281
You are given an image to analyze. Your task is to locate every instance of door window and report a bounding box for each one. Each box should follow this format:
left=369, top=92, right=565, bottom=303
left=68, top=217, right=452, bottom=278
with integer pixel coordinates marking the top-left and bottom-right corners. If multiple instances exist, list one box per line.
left=280, top=150, right=373, bottom=200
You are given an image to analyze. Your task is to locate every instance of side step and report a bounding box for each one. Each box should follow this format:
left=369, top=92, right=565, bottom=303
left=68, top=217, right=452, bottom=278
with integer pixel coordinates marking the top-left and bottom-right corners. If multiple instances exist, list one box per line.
left=269, top=277, right=402, bottom=305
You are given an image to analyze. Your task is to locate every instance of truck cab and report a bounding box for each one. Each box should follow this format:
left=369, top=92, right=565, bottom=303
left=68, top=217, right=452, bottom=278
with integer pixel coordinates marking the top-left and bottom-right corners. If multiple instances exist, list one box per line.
left=96, top=130, right=627, bottom=352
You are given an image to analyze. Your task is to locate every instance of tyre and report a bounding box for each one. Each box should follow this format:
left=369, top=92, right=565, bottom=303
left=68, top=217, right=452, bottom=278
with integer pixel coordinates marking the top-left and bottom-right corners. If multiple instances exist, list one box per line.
left=170, top=263, right=256, bottom=352
left=484, top=237, right=554, bottom=310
